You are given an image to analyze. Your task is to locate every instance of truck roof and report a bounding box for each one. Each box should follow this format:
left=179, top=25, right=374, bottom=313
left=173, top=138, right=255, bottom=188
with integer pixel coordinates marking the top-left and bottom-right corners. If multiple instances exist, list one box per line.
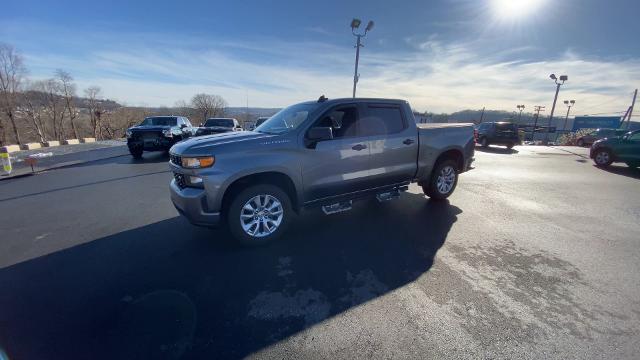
left=302, top=97, right=409, bottom=106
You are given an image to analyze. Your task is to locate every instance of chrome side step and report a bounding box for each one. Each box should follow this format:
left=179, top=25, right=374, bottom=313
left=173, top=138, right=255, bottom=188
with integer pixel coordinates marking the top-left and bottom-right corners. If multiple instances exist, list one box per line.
left=376, top=189, right=401, bottom=202
left=322, top=200, right=353, bottom=215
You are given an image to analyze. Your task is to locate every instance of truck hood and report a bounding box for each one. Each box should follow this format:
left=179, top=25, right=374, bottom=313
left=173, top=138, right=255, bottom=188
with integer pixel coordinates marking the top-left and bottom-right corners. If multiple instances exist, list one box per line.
left=594, top=136, right=621, bottom=146
left=129, top=125, right=173, bottom=131
left=170, top=131, right=277, bottom=155
left=196, top=126, right=233, bottom=133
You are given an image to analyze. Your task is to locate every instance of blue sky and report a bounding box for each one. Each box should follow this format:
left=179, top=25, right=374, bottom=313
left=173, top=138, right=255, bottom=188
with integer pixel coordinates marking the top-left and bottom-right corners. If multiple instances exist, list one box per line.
left=2, top=0, right=639, bottom=114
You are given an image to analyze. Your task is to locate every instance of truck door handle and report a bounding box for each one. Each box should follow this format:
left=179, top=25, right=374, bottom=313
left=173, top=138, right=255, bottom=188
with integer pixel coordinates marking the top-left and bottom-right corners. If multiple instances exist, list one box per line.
left=403, top=139, right=415, bottom=145
left=352, top=144, right=367, bottom=151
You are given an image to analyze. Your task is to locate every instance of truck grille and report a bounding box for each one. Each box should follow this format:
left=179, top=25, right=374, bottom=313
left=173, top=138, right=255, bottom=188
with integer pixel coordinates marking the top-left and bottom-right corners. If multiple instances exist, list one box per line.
left=170, top=154, right=182, bottom=167
left=173, top=172, right=186, bottom=189
left=132, top=131, right=161, bottom=141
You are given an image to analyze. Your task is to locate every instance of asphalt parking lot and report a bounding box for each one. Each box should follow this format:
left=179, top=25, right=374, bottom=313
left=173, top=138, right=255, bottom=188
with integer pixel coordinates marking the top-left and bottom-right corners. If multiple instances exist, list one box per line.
left=0, top=145, right=639, bottom=359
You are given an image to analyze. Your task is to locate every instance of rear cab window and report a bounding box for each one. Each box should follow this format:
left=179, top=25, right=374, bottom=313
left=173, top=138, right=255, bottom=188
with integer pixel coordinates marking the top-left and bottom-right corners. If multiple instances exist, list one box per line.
left=360, top=104, right=406, bottom=136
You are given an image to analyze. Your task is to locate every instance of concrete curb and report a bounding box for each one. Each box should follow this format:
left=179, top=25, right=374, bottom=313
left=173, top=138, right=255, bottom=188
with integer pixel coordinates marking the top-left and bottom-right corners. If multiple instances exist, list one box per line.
left=81, top=138, right=96, bottom=143
left=0, top=145, right=130, bottom=181
left=548, top=146, right=590, bottom=159
left=20, top=143, right=42, bottom=150
left=44, top=141, right=61, bottom=147
left=1, top=145, right=21, bottom=153
left=63, top=139, right=80, bottom=145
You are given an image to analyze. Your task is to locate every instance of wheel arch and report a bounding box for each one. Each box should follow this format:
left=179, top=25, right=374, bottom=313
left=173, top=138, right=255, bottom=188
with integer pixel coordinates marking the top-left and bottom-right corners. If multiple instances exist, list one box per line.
left=435, top=148, right=465, bottom=172
left=221, top=171, right=300, bottom=215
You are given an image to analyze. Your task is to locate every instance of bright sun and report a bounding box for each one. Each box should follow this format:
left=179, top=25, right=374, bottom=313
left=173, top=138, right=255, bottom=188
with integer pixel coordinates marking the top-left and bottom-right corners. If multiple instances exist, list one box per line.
left=491, top=0, right=545, bottom=19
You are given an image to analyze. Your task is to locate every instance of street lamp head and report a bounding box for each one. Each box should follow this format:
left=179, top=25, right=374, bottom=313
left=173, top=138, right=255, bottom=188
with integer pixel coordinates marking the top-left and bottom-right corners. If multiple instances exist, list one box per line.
left=564, top=100, right=569, bottom=105
left=570, top=100, right=575, bottom=104
left=559, top=75, right=568, bottom=81
left=549, top=74, right=557, bottom=80
left=351, top=18, right=362, bottom=29
left=365, top=20, right=375, bottom=32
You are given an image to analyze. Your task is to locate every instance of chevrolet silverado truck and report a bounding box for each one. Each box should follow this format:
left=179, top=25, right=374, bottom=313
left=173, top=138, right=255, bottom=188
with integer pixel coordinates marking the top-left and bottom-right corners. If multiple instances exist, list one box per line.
left=195, top=118, right=243, bottom=136
left=126, top=116, right=195, bottom=158
left=169, top=97, right=475, bottom=245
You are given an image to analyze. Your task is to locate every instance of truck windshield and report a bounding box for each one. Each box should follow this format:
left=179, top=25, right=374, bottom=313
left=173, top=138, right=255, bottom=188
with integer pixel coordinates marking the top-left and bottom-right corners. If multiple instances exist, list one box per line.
left=255, top=103, right=319, bottom=134
left=140, top=117, right=177, bottom=126
left=205, top=119, right=234, bottom=127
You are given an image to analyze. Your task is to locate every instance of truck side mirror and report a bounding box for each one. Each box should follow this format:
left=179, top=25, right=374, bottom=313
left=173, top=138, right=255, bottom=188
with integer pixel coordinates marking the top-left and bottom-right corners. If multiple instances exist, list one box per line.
left=307, top=127, right=333, bottom=141
left=180, top=124, right=187, bottom=129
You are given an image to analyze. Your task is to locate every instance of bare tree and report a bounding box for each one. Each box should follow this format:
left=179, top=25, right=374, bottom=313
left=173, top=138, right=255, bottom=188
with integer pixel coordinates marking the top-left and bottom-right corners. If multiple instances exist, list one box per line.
left=18, top=81, right=49, bottom=143
left=56, top=69, right=80, bottom=139
left=0, top=43, right=27, bottom=145
left=191, top=93, right=227, bottom=122
left=42, top=78, right=65, bottom=141
left=84, top=86, right=103, bottom=139
left=101, top=107, right=146, bottom=139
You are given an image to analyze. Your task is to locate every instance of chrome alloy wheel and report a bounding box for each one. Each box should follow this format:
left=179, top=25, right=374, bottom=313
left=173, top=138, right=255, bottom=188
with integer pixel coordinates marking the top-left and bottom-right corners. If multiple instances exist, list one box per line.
left=240, top=194, right=284, bottom=238
left=595, top=150, right=610, bottom=165
left=436, top=165, right=456, bottom=194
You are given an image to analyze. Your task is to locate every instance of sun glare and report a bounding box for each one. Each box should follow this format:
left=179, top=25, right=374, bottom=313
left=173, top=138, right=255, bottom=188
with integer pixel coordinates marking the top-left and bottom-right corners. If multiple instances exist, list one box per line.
left=491, top=0, right=545, bottom=19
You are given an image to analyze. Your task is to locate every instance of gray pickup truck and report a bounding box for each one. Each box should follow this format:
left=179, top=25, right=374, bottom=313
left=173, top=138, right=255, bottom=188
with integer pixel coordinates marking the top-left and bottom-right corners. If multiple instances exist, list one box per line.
left=169, top=97, right=474, bottom=245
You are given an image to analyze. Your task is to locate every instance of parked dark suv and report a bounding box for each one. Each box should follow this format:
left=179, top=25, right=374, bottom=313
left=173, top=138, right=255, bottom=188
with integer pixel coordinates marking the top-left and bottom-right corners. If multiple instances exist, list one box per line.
left=590, top=130, right=640, bottom=168
left=126, top=116, right=194, bottom=158
left=476, top=122, right=520, bottom=149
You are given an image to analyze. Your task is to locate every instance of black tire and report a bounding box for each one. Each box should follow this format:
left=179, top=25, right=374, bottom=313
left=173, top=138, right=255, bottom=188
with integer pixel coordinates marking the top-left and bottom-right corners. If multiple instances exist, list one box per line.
left=226, top=184, right=293, bottom=246
left=506, top=143, right=514, bottom=149
left=422, top=159, right=459, bottom=200
left=577, top=138, right=584, bottom=147
left=480, top=137, right=489, bottom=148
left=593, top=148, right=613, bottom=167
left=129, top=147, right=143, bottom=159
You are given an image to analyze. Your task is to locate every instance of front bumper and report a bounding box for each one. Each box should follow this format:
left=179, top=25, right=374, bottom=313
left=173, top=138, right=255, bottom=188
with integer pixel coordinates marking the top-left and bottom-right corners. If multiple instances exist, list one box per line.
left=170, top=179, right=221, bottom=227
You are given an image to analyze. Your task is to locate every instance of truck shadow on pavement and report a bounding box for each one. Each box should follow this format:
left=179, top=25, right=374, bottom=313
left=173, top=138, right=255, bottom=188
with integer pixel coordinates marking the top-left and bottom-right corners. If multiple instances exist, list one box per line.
left=0, top=193, right=460, bottom=359
left=595, top=164, right=640, bottom=180
left=474, top=146, right=518, bottom=154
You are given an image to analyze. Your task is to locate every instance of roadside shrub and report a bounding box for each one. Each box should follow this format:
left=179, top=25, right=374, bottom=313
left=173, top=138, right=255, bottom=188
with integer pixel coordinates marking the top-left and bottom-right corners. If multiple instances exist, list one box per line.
left=556, top=129, right=594, bottom=146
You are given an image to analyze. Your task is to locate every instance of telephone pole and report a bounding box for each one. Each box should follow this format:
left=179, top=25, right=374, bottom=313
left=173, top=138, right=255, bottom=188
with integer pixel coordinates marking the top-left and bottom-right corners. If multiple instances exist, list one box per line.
left=479, top=107, right=485, bottom=123
left=562, top=100, right=575, bottom=131
left=545, top=74, right=568, bottom=144
left=350, top=18, right=374, bottom=98
left=531, top=106, right=545, bottom=141
left=517, top=105, right=525, bottom=123
left=627, top=89, right=637, bottom=129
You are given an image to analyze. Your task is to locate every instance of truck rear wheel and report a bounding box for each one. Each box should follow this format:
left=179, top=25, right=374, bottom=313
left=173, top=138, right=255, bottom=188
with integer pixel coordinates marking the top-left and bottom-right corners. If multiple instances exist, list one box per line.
left=423, top=159, right=458, bottom=200
left=227, top=184, right=293, bottom=246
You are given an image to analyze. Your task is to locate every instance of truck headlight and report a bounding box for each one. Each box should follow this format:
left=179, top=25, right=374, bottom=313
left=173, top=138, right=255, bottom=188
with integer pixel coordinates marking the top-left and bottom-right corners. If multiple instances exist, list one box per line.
left=181, top=156, right=215, bottom=169
left=162, top=129, right=173, bottom=138
left=126, top=129, right=132, bottom=138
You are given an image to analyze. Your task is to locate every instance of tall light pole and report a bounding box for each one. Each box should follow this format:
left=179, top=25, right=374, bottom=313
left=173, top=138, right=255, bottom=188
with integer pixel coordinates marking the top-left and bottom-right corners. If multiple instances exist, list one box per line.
left=351, top=18, right=374, bottom=98
left=562, top=100, right=575, bottom=131
left=517, top=104, right=525, bottom=123
left=545, top=74, right=568, bottom=144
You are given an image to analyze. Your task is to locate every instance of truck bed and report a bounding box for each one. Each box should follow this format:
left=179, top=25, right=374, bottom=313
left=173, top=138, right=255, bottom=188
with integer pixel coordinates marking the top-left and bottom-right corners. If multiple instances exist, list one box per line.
left=416, top=123, right=475, bottom=129
left=415, top=122, right=475, bottom=182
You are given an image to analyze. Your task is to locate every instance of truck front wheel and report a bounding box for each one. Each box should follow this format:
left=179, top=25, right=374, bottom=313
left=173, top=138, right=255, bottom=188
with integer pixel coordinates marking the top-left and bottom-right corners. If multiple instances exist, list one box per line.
left=227, top=184, right=293, bottom=246
left=423, top=159, right=459, bottom=200
left=129, top=147, right=143, bottom=159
